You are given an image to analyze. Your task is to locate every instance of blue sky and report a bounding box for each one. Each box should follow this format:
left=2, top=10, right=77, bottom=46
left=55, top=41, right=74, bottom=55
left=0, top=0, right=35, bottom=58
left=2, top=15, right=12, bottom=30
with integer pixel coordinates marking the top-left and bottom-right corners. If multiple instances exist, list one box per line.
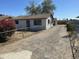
left=0, top=0, right=79, bottom=19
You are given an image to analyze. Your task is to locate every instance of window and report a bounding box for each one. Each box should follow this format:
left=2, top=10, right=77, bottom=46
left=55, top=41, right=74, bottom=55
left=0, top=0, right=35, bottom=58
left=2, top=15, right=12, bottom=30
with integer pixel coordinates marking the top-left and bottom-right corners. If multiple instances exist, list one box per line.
left=34, top=20, right=42, bottom=25
left=15, top=20, right=19, bottom=24
left=48, top=19, right=50, bottom=24
left=26, top=20, right=30, bottom=27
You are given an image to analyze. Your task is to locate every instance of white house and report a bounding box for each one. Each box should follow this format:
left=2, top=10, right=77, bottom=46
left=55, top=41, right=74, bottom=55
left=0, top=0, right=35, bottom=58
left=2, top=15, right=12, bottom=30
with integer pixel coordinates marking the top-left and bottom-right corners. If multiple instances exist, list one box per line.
left=14, top=14, right=55, bottom=31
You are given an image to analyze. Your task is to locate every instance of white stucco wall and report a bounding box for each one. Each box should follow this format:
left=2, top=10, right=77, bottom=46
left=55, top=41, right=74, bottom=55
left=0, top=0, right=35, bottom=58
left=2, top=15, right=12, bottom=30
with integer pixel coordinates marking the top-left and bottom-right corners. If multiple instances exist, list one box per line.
left=16, top=20, right=27, bottom=30
left=45, top=17, right=53, bottom=29
left=30, top=17, right=53, bottom=30
left=15, top=16, right=53, bottom=30
left=15, top=20, right=46, bottom=30
left=30, top=20, right=46, bottom=30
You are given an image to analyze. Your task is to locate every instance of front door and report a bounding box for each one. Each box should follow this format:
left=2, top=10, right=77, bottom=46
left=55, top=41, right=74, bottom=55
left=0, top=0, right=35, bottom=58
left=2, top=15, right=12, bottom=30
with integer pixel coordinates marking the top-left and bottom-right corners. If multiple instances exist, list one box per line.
left=26, top=20, right=30, bottom=27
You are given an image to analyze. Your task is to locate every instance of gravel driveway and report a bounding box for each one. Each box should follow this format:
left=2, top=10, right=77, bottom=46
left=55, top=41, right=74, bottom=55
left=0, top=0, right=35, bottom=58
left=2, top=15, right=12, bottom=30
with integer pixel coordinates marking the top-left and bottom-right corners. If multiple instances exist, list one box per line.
left=0, top=25, right=73, bottom=59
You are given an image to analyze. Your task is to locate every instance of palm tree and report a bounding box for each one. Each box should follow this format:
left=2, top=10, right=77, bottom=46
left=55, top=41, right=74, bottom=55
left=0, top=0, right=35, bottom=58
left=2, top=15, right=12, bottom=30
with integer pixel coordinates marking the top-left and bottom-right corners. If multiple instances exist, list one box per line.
left=42, top=0, right=56, bottom=14
left=36, top=5, right=42, bottom=14
left=25, top=0, right=56, bottom=15
left=25, top=1, right=37, bottom=15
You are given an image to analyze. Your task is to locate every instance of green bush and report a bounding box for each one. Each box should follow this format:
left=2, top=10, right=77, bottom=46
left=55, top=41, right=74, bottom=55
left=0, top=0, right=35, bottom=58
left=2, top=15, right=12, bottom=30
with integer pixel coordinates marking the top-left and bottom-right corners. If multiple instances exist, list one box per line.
left=66, top=23, right=75, bottom=36
left=66, top=23, right=75, bottom=31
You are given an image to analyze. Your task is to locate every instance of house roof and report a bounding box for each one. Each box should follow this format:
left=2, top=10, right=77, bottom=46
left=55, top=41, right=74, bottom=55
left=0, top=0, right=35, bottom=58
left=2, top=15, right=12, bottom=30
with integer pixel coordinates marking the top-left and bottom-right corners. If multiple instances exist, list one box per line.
left=13, top=14, right=51, bottom=20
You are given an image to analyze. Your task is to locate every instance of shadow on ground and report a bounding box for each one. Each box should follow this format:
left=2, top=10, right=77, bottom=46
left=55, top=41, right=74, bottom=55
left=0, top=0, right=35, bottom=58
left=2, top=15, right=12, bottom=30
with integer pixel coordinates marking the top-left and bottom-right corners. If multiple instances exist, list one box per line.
left=62, top=35, right=70, bottom=38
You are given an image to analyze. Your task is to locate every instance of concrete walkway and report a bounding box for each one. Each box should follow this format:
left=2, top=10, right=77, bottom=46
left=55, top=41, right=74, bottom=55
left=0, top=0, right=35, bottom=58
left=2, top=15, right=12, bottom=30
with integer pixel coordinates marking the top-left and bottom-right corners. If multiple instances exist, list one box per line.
left=0, top=25, right=73, bottom=59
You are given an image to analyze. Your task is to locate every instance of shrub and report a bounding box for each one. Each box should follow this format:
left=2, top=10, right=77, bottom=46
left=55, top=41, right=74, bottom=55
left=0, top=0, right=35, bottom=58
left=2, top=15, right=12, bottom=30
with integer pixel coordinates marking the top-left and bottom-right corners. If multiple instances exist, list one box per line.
left=66, top=23, right=75, bottom=32
left=0, top=17, right=16, bottom=42
left=66, top=23, right=75, bottom=37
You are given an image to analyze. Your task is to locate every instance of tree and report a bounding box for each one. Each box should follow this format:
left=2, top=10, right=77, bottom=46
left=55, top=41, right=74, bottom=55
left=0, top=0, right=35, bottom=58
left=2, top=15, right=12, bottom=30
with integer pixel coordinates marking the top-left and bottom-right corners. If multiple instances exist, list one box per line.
left=42, top=0, right=56, bottom=14
left=0, top=17, right=16, bottom=42
left=0, top=14, right=4, bottom=16
left=66, top=23, right=75, bottom=37
left=36, top=5, right=42, bottom=14
left=25, top=1, right=37, bottom=15
left=76, top=16, right=79, bottom=18
left=25, top=0, right=56, bottom=15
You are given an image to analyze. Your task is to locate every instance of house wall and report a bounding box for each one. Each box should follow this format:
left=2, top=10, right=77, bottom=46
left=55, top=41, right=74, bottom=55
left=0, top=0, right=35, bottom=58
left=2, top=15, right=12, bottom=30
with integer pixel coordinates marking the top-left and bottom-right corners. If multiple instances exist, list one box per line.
left=15, top=19, right=46, bottom=30
left=45, top=17, right=53, bottom=29
left=30, top=19, right=46, bottom=31
left=30, top=16, right=53, bottom=30
left=16, top=20, right=27, bottom=30
left=15, top=16, right=53, bottom=31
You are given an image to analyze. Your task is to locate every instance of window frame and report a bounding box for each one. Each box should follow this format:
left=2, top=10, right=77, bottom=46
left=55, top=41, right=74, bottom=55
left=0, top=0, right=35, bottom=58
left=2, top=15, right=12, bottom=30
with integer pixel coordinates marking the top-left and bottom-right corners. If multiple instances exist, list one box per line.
left=15, top=20, right=19, bottom=24
left=34, top=20, right=42, bottom=25
left=48, top=19, right=50, bottom=24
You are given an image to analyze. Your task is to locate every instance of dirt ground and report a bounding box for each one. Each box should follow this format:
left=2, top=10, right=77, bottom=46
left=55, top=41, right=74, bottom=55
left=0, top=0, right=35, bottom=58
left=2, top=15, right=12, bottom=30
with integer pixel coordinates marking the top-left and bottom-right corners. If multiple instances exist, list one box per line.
left=0, top=25, right=73, bottom=59
left=0, top=31, right=37, bottom=47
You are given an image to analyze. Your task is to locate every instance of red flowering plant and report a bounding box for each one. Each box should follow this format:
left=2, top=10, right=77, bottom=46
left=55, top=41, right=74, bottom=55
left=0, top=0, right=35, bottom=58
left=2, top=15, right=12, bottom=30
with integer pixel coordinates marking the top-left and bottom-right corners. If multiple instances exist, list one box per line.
left=0, top=17, right=16, bottom=42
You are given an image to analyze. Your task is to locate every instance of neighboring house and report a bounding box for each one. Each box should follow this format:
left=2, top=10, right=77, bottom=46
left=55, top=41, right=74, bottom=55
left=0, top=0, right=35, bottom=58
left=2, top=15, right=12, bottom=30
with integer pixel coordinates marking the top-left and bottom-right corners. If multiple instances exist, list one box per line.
left=53, top=18, right=57, bottom=25
left=14, top=14, right=55, bottom=31
left=69, top=18, right=79, bottom=32
left=70, top=19, right=79, bottom=25
left=0, top=16, right=11, bottom=20
left=70, top=18, right=79, bottom=26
